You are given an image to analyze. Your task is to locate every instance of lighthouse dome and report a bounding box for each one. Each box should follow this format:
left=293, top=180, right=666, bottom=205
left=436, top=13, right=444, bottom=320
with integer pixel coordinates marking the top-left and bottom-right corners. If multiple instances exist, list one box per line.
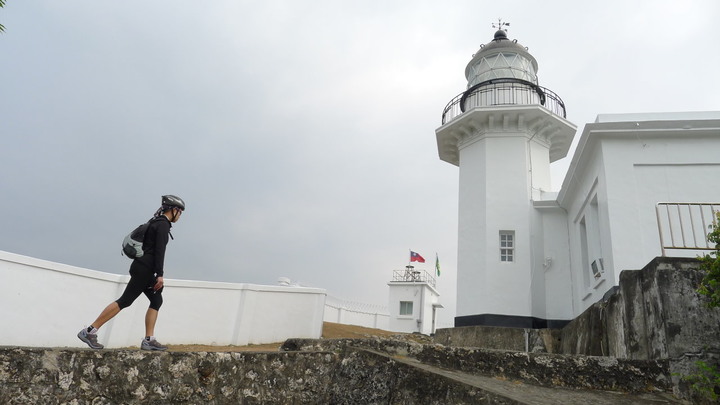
left=465, top=30, right=539, bottom=88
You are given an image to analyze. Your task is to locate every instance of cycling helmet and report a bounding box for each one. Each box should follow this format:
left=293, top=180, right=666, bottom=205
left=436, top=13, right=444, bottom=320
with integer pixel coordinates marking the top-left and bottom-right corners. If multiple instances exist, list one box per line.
left=162, top=195, right=185, bottom=211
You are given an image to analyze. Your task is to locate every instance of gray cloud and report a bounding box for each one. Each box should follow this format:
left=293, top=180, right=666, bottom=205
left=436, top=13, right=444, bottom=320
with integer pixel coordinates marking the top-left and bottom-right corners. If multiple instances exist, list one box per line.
left=1, top=0, right=719, bottom=328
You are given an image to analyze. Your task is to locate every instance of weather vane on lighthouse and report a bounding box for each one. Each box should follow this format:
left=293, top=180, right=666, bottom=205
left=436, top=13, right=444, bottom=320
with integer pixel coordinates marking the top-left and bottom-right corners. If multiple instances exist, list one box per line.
left=492, top=18, right=510, bottom=32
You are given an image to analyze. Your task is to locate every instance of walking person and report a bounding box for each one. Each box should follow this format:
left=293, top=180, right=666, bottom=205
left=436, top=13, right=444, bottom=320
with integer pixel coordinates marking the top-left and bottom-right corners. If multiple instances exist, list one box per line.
left=77, top=195, right=185, bottom=350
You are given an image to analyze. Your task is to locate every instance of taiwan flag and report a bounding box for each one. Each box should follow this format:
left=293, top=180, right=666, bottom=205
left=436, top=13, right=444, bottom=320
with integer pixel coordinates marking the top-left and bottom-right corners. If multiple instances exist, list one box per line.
left=410, top=251, right=425, bottom=263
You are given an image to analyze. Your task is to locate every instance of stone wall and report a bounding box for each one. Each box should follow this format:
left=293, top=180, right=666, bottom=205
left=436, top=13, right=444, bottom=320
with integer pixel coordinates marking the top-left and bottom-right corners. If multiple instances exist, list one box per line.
left=0, top=342, right=678, bottom=405
left=282, top=337, right=672, bottom=394
left=560, top=257, right=720, bottom=360
left=561, top=257, right=720, bottom=402
left=0, top=345, right=572, bottom=405
left=434, top=325, right=562, bottom=353
left=0, top=347, right=337, bottom=404
left=432, top=257, right=720, bottom=402
left=434, top=258, right=720, bottom=361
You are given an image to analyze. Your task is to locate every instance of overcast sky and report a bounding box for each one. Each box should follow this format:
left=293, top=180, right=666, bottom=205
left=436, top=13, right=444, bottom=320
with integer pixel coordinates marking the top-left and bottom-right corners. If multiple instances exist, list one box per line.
left=2, top=1, right=719, bottom=328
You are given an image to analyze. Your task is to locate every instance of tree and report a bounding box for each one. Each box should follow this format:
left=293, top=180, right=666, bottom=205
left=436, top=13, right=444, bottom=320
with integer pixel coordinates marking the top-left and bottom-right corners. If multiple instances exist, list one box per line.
left=0, top=0, right=5, bottom=33
left=684, top=211, right=720, bottom=402
left=699, top=212, right=720, bottom=306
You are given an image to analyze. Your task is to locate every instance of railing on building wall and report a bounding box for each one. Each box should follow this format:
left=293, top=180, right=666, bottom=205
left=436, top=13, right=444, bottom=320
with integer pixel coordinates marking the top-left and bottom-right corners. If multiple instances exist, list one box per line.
left=656, top=202, right=719, bottom=256
left=324, top=295, right=389, bottom=330
left=390, top=266, right=436, bottom=288
left=441, top=78, right=567, bottom=125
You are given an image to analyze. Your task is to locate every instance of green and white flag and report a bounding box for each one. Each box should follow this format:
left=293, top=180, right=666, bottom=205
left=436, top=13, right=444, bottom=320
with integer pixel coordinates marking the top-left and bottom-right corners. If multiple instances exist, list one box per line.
left=435, top=253, right=440, bottom=277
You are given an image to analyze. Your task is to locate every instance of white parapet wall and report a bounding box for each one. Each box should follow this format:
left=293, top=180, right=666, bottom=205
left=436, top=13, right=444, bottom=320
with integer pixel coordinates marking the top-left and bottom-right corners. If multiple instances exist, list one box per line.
left=0, top=250, right=326, bottom=348
left=323, top=295, right=390, bottom=331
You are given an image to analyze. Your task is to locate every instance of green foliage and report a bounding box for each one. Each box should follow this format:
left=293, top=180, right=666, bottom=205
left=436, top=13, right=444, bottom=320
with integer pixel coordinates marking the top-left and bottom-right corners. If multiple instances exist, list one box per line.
left=0, top=0, right=5, bottom=33
left=683, top=361, right=720, bottom=402
left=685, top=212, right=720, bottom=401
left=698, top=212, right=720, bottom=307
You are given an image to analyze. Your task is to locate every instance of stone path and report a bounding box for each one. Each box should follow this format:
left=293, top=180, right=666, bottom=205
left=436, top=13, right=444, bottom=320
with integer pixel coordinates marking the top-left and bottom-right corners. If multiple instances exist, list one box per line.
left=396, top=354, right=683, bottom=405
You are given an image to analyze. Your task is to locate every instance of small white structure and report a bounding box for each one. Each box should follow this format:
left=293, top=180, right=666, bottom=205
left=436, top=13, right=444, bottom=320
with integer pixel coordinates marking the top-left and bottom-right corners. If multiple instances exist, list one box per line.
left=437, top=28, right=720, bottom=328
left=387, top=265, right=443, bottom=334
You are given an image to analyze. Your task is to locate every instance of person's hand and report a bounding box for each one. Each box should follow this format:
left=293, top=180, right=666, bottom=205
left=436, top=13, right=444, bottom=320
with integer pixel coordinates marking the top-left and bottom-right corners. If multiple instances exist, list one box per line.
left=154, top=276, right=164, bottom=291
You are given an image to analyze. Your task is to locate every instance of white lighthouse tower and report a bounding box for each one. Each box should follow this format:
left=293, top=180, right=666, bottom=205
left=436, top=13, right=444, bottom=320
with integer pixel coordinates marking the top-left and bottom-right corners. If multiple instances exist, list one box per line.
left=436, top=25, right=576, bottom=328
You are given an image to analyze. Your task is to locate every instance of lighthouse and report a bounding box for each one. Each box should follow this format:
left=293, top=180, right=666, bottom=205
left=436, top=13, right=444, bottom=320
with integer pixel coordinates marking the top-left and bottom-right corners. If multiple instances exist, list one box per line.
left=436, top=25, right=576, bottom=328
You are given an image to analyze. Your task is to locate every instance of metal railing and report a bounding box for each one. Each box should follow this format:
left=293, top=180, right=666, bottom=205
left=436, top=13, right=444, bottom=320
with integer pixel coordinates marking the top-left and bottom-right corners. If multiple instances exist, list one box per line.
left=441, top=78, right=567, bottom=125
left=656, top=202, right=719, bottom=256
left=391, top=266, right=436, bottom=288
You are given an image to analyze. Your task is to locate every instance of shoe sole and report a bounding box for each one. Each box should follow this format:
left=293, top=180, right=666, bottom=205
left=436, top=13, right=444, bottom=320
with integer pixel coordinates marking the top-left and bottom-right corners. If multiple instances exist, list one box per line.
left=141, top=343, right=167, bottom=351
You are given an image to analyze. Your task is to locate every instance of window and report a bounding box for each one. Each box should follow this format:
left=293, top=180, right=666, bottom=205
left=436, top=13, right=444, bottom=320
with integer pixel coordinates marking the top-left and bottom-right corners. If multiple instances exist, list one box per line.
left=500, top=231, right=515, bottom=262
left=399, top=301, right=413, bottom=316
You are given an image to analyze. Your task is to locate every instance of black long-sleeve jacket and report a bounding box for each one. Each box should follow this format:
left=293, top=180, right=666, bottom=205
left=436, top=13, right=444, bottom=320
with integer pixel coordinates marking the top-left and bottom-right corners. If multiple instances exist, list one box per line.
left=137, top=216, right=172, bottom=277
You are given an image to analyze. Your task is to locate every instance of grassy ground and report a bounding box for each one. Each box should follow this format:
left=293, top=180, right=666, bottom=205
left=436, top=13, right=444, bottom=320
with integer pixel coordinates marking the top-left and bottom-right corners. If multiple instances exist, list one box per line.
left=168, top=322, right=399, bottom=352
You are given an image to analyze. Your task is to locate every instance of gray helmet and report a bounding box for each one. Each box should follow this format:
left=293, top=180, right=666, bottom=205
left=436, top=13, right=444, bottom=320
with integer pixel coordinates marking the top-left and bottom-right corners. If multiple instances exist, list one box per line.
left=162, top=195, right=185, bottom=211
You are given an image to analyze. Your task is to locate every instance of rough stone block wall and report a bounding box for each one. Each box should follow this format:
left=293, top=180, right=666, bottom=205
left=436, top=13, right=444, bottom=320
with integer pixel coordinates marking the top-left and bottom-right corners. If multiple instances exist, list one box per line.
left=560, top=257, right=720, bottom=361
left=282, top=338, right=673, bottom=394
left=559, top=257, right=720, bottom=402
left=328, top=348, right=509, bottom=404
left=0, top=346, right=524, bottom=405
left=0, top=348, right=337, bottom=404
left=0, top=341, right=687, bottom=404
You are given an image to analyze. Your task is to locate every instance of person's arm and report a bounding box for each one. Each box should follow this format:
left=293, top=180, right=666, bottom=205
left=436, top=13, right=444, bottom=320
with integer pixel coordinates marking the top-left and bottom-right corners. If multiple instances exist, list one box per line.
left=152, top=219, right=171, bottom=278
left=154, top=276, right=164, bottom=291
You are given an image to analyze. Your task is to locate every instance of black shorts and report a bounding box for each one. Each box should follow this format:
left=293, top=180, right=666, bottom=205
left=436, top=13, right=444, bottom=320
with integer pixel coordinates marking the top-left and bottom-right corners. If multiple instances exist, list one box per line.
left=115, top=260, right=163, bottom=310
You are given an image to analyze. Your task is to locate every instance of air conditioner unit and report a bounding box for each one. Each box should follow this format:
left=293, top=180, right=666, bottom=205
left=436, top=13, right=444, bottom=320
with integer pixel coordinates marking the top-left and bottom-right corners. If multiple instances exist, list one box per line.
left=591, top=258, right=605, bottom=279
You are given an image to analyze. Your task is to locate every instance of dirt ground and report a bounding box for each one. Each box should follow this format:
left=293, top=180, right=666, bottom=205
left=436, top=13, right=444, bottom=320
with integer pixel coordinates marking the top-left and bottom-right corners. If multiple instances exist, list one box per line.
left=168, top=322, right=401, bottom=352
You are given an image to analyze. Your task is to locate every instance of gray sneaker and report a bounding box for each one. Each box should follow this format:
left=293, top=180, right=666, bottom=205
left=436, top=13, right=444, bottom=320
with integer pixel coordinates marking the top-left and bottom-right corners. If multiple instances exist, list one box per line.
left=141, top=338, right=167, bottom=351
left=77, top=328, right=104, bottom=349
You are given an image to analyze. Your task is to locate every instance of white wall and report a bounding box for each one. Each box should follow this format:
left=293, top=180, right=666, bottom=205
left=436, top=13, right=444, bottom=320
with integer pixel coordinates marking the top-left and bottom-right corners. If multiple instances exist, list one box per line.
left=606, top=137, right=720, bottom=270
left=535, top=204, right=574, bottom=321
left=458, top=133, right=534, bottom=318
left=323, top=295, right=389, bottom=330
left=0, top=250, right=325, bottom=348
left=387, top=281, right=441, bottom=334
left=559, top=139, right=613, bottom=313
left=558, top=114, right=720, bottom=317
left=387, top=284, right=423, bottom=333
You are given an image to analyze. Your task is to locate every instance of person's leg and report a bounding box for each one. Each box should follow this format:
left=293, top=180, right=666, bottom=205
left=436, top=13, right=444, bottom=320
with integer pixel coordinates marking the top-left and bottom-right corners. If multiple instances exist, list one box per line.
left=143, top=287, right=164, bottom=336
left=78, top=263, right=147, bottom=349
left=90, top=302, right=121, bottom=329
left=140, top=289, right=167, bottom=350
left=144, top=307, right=159, bottom=337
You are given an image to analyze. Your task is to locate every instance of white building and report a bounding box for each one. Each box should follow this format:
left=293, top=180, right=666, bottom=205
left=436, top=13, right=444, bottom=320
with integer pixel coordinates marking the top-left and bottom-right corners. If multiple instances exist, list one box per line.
left=436, top=29, right=720, bottom=329
left=387, top=266, right=443, bottom=334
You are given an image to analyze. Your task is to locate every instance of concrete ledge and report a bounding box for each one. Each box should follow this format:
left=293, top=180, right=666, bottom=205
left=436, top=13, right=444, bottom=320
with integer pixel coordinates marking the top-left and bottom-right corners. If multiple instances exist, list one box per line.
left=434, top=324, right=563, bottom=353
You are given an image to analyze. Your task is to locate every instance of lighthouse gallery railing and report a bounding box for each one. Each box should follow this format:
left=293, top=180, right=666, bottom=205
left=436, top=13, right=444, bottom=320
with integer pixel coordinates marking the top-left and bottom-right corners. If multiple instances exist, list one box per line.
left=441, top=78, right=567, bottom=125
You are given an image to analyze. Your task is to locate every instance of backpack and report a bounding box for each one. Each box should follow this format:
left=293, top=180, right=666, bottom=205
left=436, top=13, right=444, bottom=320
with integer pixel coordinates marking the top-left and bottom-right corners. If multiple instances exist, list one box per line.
left=122, top=216, right=174, bottom=259
left=121, top=220, right=153, bottom=259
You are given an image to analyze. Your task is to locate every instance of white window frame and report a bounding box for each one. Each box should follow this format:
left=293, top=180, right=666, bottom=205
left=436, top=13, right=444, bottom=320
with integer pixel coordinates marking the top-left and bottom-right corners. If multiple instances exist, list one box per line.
left=500, top=231, right=515, bottom=262
left=399, top=301, right=413, bottom=316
